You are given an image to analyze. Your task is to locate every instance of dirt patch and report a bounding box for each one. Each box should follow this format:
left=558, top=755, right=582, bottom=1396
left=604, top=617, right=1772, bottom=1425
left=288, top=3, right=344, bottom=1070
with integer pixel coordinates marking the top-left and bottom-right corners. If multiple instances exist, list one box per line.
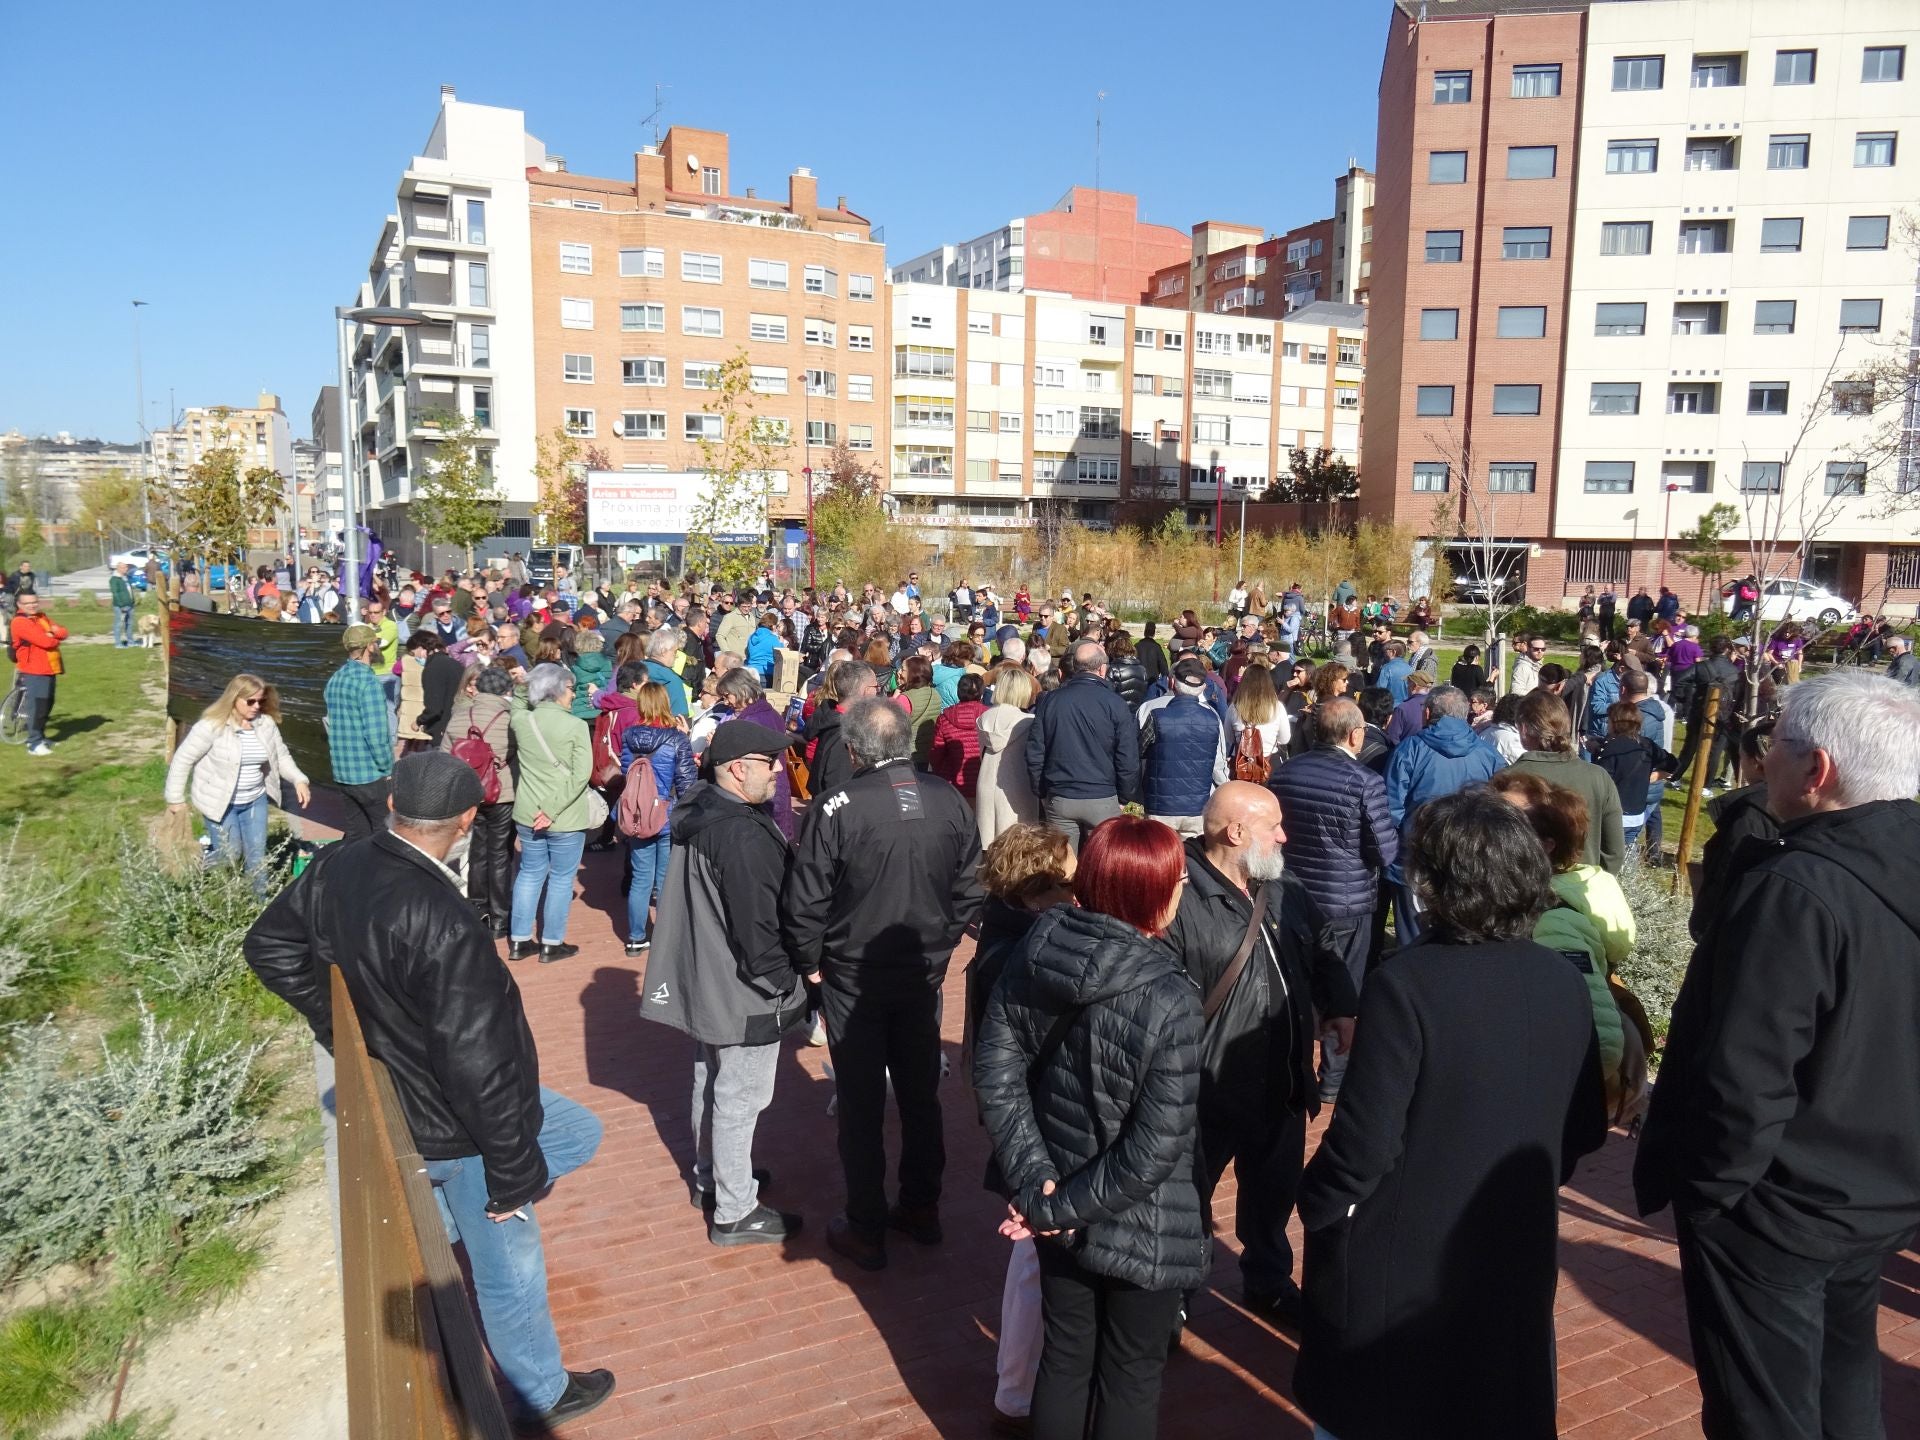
left=91, top=658, right=170, bottom=769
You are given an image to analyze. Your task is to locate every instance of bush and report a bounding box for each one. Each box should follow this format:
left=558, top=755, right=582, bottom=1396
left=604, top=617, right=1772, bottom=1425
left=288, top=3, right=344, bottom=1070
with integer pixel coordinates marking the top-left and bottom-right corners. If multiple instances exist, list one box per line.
left=106, top=839, right=273, bottom=1002
left=1495, top=605, right=1583, bottom=644
left=1615, top=857, right=1695, bottom=1048
left=0, top=1009, right=274, bottom=1274
left=0, top=824, right=73, bottom=1005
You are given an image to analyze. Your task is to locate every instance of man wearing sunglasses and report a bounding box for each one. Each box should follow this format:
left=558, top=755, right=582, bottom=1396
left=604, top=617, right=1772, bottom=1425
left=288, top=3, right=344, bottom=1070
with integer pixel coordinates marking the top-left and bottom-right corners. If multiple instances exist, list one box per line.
left=1511, top=634, right=1548, bottom=698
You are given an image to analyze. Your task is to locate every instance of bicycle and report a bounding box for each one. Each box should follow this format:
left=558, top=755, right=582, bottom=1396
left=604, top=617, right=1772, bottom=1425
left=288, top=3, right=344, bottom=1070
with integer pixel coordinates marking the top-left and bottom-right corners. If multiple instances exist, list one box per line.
left=1, top=675, right=28, bottom=744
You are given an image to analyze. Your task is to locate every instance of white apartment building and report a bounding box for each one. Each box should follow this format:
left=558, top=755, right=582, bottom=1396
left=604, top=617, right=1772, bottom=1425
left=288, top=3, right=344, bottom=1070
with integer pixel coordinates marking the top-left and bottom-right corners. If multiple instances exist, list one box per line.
left=887, top=283, right=1364, bottom=544
left=1560, top=0, right=1919, bottom=604
left=149, top=394, right=295, bottom=483
left=309, top=386, right=343, bottom=536
left=893, top=225, right=1024, bottom=292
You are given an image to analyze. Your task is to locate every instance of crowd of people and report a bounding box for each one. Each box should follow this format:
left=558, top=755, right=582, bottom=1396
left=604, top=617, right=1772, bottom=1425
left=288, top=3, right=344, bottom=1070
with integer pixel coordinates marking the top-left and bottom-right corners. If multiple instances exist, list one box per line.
left=210, top=558, right=1920, bottom=1440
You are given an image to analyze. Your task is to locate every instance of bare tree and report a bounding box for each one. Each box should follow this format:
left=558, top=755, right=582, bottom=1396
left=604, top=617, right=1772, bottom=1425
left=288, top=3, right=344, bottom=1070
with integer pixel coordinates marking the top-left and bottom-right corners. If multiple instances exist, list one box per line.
left=1420, top=422, right=1531, bottom=665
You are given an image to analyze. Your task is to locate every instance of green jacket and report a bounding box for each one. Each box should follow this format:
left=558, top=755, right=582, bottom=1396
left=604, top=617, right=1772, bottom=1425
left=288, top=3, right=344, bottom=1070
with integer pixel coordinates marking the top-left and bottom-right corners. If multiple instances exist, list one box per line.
left=1533, top=866, right=1634, bottom=1085
left=110, top=575, right=135, bottom=608
left=509, top=701, right=593, bottom=831
left=1505, top=749, right=1625, bottom=873
left=569, top=653, right=613, bottom=720
left=900, top=685, right=944, bottom=767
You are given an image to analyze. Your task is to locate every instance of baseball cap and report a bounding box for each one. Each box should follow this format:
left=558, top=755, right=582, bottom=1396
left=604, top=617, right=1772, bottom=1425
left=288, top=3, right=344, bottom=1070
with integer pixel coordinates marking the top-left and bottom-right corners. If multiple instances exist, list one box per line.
left=707, top=720, right=793, bottom=767
left=343, top=624, right=379, bottom=651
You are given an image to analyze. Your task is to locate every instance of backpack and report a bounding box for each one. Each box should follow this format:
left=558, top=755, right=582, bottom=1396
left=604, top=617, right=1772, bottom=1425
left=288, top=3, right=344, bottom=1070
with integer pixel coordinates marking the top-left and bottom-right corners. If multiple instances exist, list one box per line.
left=590, top=709, right=625, bottom=788
left=1232, top=725, right=1272, bottom=784
left=617, top=749, right=667, bottom=838
left=450, top=724, right=502, bottom=805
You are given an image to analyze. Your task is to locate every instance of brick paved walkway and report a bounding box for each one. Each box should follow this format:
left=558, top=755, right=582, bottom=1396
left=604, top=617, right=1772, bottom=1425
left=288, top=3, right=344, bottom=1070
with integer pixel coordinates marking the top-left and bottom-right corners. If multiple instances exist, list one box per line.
left=500, top=849, right=1920, bottom=1439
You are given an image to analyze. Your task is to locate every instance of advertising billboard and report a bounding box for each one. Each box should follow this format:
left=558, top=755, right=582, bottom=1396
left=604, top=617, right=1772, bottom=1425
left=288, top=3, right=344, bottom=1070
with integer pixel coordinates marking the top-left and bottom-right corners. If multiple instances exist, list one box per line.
left=585, top=471, right=767, bottom=547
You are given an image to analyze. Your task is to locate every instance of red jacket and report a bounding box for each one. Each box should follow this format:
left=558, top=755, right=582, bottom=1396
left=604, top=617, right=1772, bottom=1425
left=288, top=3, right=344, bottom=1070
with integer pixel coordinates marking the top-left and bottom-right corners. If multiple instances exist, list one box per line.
left=8, top=613, right=66, bottom=676
left=928, top=699, right=987, bottom=798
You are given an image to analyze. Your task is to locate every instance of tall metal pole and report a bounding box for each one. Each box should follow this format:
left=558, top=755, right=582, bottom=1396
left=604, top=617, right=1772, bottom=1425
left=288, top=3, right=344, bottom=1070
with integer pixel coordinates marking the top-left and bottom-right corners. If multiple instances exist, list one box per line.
left=1211, top=462, right=1224, bottom=603
left=804, top=465, right=816, bottom=591
left=1237, top=483, right=1248, bottom=581
left=336, top=313, right=361, bottom=622
left=1659, top=481, right=1678, bottom=590
left=132, top=300, right=152, bottom=550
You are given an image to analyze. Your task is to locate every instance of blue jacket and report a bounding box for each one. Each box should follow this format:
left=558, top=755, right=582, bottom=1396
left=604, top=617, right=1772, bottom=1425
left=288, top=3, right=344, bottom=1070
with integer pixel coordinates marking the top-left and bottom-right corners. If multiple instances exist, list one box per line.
left=644, top=658, right=689, bottom=717
left=1383, top=716, right=1505, bottom=882
left=1140, top=694, right=1224, bottom=818
left=932, top=661, right=967, bottom=708
left=1585, top=669, right=1622, bottom=740
left=744, top=626, right=781, bottom=684
left=1269, top=746, right=1399, bottom=921
left=620, top=722, right=697, bottom=824
left=1142, top=670, right=1232, bottom=735
left=1025, top=672, right=1141, bottom=802
left=1377, top=658, right=1414, bottom=704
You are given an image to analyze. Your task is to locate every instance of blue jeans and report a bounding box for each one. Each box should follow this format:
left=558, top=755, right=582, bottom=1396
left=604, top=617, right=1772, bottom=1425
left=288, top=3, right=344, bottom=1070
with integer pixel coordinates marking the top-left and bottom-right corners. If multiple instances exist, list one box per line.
left=511, top=824, right=585, bottom=944
left=207, top=794, right=271, bottom=895
left=112, top=606, right=136, bottom=646
left=625, top=831, right=671, bottom=943
left=1643, top=782, right=1666, bottom=857
left=423, top=1088, right=603, bottom=1419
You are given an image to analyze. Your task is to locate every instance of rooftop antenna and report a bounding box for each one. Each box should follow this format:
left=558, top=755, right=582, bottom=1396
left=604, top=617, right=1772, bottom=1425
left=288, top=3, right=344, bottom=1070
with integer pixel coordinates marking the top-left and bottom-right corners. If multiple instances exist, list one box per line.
left=641, top=82, right=670, bottom=147
left=1094, top=89, right=1106, bottom=300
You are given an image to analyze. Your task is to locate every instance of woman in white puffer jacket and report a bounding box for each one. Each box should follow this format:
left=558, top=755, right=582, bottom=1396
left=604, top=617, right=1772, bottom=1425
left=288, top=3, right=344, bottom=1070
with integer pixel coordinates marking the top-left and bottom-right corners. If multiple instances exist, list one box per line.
left=165, top=672, right=309, bottom=892
left=974, top=666, right=1040, bottom=847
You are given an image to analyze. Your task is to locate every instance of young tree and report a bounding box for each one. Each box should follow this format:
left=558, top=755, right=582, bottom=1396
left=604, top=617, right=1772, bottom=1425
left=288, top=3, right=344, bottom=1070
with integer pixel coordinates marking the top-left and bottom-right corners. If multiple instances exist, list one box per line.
left=76, top=468, right=145, bottom=541
left=809, top=442, right=884, bottom=578
left=1268, top=447, right=1361, bottom=508
left=685, top=351, right=789, bottom=590
left=530, top=428, right=610, bottom=549
left=150, top=432, right=284, bottom=610
left=1671, top=502, right=1741, bottom=613
left=411, top=411, right=502, bottom=570
left=1420, top=423, right=1529, bottom=658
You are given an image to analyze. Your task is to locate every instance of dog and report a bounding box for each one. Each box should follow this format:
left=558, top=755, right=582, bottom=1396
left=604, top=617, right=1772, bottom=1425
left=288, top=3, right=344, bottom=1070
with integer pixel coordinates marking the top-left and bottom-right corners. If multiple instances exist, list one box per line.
left=136, top=612, right=162, bottom=648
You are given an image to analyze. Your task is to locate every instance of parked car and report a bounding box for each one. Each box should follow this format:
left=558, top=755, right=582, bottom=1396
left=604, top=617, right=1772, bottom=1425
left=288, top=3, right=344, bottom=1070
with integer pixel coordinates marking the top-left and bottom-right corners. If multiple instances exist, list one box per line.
left=1723, top=577, right=1859, bottom=630
left=1453, top=571, right=1526, bottom=605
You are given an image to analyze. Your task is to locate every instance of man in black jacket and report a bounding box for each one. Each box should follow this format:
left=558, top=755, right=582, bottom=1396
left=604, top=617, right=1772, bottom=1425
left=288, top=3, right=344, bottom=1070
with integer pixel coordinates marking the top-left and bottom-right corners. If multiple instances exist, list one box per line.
left=783, top=698, right=984, bottom=1271
left=1636, top=673, right=1920, bottom=1440
left=243, top=752, right=614, bottom=1431
left=1024, top=639, right=1141, bottom=849
left=1672, top=634, right=1743, bottom=790
left=803, top=658, right=879, bottom=804
left=1163, top=781, right=1357, bottom=1325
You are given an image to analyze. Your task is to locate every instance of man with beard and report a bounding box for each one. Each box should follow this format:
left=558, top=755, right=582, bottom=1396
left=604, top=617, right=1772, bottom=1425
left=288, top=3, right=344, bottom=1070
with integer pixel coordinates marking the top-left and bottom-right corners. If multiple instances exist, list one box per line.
left=1163, top=781, right=1357, bottom=1326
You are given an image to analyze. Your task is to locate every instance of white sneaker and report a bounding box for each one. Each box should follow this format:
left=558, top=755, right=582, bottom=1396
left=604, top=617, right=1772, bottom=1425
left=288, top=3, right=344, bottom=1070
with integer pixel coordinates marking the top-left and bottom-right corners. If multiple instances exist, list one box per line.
left=807, top=1013, right=828, bottom=1048
left=26, top=743, right=53, bottom=757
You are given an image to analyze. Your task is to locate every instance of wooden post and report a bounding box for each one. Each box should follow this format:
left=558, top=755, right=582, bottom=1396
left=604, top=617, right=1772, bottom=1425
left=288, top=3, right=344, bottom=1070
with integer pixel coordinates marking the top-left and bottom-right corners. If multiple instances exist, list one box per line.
left=1670, top=684, right=1720, bottom=899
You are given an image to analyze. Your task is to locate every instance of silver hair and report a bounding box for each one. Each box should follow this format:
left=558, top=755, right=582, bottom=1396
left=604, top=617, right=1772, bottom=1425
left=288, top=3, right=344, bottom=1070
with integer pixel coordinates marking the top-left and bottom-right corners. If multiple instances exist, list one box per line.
left=527, top=662, right=573, bottom=706
left=1424, top=683, right=1469, bottom=721
left=1071, top=639, right=1108, bottom=675
left=842, top=696, right=912, bottom=766
left=1776, top=671, right=1920, bottom=805
left=999, top=636, right=1027, bottom=664
left=715, top=667, right=764, bottom=707
left=645, top=627, right=680, bottom=660
left=389, top=811, right=466, bottom=840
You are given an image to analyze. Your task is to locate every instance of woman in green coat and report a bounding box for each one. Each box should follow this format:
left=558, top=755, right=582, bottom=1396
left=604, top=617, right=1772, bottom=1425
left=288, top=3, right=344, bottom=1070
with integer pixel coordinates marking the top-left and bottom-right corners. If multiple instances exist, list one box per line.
left=893, top=653, right=945, bottom=768
left=508, top=662, right=594, bottom=963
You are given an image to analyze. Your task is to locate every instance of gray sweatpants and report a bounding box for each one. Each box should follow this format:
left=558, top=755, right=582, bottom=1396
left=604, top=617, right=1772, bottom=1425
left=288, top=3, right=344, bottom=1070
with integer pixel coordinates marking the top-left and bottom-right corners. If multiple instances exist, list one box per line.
left=1042, top=794, right=1124, bottom=851
left=692, top=1040, right=780, bottom=1224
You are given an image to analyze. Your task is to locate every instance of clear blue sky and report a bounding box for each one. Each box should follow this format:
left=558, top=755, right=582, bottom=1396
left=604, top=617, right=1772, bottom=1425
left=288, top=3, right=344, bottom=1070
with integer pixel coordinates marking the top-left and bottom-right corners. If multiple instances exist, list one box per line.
left=0, top=0, right=1386, bottom=445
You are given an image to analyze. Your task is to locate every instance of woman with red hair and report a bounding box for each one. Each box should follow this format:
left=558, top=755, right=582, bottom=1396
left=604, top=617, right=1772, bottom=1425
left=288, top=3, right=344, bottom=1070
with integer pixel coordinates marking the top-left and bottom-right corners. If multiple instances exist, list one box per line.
left=974, top=815, right=1205, bottom=1440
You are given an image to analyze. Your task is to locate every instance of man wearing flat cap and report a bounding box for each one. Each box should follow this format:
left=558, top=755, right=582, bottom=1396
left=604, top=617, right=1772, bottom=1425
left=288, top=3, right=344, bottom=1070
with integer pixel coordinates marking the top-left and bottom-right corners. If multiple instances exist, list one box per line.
left=323, top=623, right=396, bottom=839
left=645, top=720, right=808, bottom=1245
left=243, top=751, right=615, bottom=1432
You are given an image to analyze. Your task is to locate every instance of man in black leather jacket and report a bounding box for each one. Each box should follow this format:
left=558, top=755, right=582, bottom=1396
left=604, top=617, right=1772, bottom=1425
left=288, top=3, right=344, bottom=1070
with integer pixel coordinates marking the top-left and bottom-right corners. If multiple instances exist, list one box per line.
left=1163, top=781, right=1357, bottom=1327
left=243, top=751, right=614, bottom=1432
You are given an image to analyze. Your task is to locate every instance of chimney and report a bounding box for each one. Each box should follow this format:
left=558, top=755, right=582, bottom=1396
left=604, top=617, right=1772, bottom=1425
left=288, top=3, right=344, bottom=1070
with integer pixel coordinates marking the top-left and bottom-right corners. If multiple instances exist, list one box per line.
left=440, top=84, right=456, bottom=101
left=836, top=194, right=848, bottom=213
left=744, top=186, right=756, bottom=199
left=542, top=155, right=566, bottom=172
left=788, top=167, right=817, bottom=220
left=634, top=147, right=666, bottom=201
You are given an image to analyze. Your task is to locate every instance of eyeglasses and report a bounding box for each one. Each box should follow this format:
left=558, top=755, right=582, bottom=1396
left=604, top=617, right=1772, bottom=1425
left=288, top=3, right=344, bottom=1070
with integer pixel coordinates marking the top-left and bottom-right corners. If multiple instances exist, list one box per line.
left=240, top=697, right=264, bottom=708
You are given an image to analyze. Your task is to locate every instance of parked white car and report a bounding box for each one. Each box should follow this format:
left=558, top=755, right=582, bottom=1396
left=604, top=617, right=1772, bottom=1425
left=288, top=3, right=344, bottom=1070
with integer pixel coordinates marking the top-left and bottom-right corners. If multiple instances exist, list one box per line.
left=1723, top=578, right=1859, bottom=630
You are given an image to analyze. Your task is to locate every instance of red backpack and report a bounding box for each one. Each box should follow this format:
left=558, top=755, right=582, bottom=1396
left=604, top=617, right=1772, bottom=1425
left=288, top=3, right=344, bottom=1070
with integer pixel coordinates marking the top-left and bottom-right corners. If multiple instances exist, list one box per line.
left=590, top=709, right=625, bottom=788
left=449, top=724, right=502, bottom=805
left=617, top=751, right=667, bottom=838
left=1232, top=726, right=1272, bottom=785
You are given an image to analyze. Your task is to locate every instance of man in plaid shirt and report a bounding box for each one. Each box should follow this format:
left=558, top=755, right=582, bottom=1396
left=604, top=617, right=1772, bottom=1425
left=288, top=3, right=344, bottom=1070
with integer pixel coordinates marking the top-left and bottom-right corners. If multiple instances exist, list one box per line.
left=326, top=623, right=395, bottom=839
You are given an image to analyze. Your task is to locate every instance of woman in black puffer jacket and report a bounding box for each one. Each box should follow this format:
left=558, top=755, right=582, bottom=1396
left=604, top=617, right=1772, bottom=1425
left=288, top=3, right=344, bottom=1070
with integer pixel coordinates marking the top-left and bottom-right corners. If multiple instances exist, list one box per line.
left=1105, top=632, right=1150, bottom=712
left=976, top=815, right=1205, bottom=1440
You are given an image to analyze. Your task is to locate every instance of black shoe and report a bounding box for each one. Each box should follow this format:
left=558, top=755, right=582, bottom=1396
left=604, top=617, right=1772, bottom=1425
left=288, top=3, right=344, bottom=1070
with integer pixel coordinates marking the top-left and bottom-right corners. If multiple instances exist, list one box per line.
left=692, top=1166, right=772, bottom=1210
left=1244, top=1280, right=1305, bottom=1329
left=887, top=1202, right=943, bottom=1246
left=516, top=1368, right=615, bottom=1433
left=709, top=1203, right=802, bottom=1247
left=491, top=922, right=511, bottom=940
left=510, top=940, right=540, bottom=961
left=827, top=1214, right=887, bottom=1271
left=624, top=939, right=649, bottom=958
left=539, top=942, right=580, bottom=964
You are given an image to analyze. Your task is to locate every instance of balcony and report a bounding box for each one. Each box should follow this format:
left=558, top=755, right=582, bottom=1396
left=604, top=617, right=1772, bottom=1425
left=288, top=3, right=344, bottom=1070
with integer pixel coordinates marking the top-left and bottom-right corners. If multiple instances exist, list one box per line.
left=401, top=213, right=486, bottom=252
left=408, top=332, right=476, bottom=371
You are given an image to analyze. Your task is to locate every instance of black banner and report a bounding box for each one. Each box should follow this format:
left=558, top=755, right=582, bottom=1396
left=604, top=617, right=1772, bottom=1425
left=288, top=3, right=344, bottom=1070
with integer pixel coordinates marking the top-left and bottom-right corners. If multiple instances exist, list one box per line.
left=167, top=609, right=347, bottom=785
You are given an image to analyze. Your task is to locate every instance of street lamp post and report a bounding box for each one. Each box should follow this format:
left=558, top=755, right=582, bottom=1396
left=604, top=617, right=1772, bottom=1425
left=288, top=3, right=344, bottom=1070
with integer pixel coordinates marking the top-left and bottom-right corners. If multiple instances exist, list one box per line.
left=1237, top=480, right=1249, bottom=583
left=131, top=300, right=152, bottom=551
left=334, top=305, right=426, bottom=621
left=1211, top=461, right=1225, bottom=603
left=1658, top=480, right=1683, bottom=591
left=803, top=465, right=815, bottom=592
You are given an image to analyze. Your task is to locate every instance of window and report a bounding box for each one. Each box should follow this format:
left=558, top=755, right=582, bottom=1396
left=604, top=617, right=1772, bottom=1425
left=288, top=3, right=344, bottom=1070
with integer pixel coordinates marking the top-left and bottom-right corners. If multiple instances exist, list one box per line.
left=1767, top=134, right=1810, bottom=170
left=1488, top=462, right=1537, bottom=493
left=1595, top=302, right=1647, bottom=336
left=559, top=242, right=592, bottom=275
left=1339, top=340, right=1361, bottom=365
left=560, top=296, right=593, bottom=329
left=1833, top=380, right=1876, bottom=415
left=1192, top=414, right=1230, bottom=444
left=621, top=411, right=665, bottom=440
left=1664, top=461, right=1712, bottom=493
left=621, top=302, right=665, bottom=332
left=1433, top=70, right=1472, bottom=104
left=1692, top=53, right=1743, bottom=87
left=805, top=369, right=836, bottom=398
left=1416, top=386, right=1455, bottom=417
left=1076, top=457, right=1121, bottom=482
left=1606, top=139, right=1658, bottom=174
left=1193, top=368, right=1232, bottom=399
left=1585, top=461, right=1635, bottom=494
left=701, top=166, right=720, bottom=195
left=1674, top=301, right=1725, bottom=334
left=1412, top=462, right=1449, bottom=492
left=681, top=252, right=722, bottom=283
left=848, top=374, right=873, bottom=402
left=1854, top=132, right=1897, bottom=167
left=1863, top=46, right=1905, bottom=83
left=1425, top=230, right=1463, bottom=263
left=1001, top=414, right=1022, bottom=433
left=1774, top=49, right=1815, bottom=85
left=1599, top=221, right=1652, bottom=256
left=619, top=246, right=664, bottom=278
left=894, top=398, right=953, bottom=429
left=622, top=357, right=665, bottom=386
left=908, top=312, right=931, bottom=331
left=748, top=313, right=787, bottom=342
left=1748, top=381, right=1790, bottom=415
left=562, top=353, right=594, bottom=383
left=748, top=258, right=789, bottom=290
left=804, top=319, right=835, bottom=347
left=895, top=444, right=951, bottom=478
left=471, top=387, right=491, bottom=427
left=1080, top=406, right=1121, bottom=439
left=1614, top=55, right=1665, bottom=91
left=470, top=326, right=490, bottom=367
left=1590, top=382, right=1641, bottom=415
left=1034, top=362, right=1065, bottom=387
left=806, top=421, right=837, bottom=448
left=1429, top=150, right=1468, bottom=184
left=1740, top=461, right=1783, bottom=493
left=803, top=264, right=837, bottom=296
left=1679, top=220, right=1730, bottom=254
left=1133, top=374, right=1155, bottom=395
left=1848, top=215, right=1891, bottom=250
left=1754, top=300, right=1797, bottom=335
left=1760, top=217, right=1804, bottom=253
left=1134, top=326, right=1157, bottom=346
left=1826, top=462, right=1867, bottom=496
left=1668, top=383, right=1718, bottom=415
left=684, top=413, right=722, bottom=443
left=847, top=325, right=873, bottom=351
left=1502, top=226, right=1551, bottom=260
left=1492, top=384, right=1542, bottom=415
left=563, top=408, right=595, bottom=438
left=465, top=199, right=487, bottom=244
left=682, top=362, right=720, bottom=390
left=750, top=365, right=788, bottom=395
left=1497, top=306, right=1548, bottom=340
left=1686, top=136, right=1738, bottom=171
left=1893, top=549, right=1920, bottom=587
left=1512, top=63, right=1561, bottom=98
left=1161, top=332, right=1184, bottom=351
left=1508, top=145, right=1557, bottom=179
left=849, top=273, right=875, bottom=301
left=1839, top=298, right=1883, bottom=333
left=846, top=423, right=873, bottom=449
left=681, top=306, right=722, bottom=337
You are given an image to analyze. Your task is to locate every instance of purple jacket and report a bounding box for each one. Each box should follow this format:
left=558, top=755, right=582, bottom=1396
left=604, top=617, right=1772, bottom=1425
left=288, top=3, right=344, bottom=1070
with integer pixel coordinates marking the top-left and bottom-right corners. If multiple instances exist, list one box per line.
left=721, top=697, right=797, bottom=841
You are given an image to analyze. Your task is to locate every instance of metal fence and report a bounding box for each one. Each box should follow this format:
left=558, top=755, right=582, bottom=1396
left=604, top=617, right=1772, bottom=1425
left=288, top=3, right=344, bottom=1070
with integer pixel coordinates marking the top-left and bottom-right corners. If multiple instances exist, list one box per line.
left=332, top=967, right=511, bottom=1440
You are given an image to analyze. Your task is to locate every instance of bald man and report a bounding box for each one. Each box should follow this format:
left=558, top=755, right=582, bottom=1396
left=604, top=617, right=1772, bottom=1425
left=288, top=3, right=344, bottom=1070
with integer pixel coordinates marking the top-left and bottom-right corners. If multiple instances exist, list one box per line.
left=1162, top=783, right=1358, bottom=1327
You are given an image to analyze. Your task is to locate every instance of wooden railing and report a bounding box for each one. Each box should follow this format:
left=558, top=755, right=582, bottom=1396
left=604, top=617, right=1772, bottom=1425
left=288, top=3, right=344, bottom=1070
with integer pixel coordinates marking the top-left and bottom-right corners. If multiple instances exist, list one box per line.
left=332, top=967, right=512, bottom=1440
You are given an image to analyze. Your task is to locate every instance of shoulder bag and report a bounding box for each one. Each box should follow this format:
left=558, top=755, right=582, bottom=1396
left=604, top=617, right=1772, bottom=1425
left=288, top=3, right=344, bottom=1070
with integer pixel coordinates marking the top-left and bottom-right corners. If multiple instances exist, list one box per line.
left=525, top=708, right=608, bottom=832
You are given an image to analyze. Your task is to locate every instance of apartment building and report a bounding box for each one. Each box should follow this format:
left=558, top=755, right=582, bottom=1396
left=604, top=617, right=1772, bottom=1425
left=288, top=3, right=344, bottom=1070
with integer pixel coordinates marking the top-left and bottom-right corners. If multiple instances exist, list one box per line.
left=0, top=431, right=143, bottom=525
left=148, top=393, right=295, bottom=484
left=1363, top=0, right=1920, bottom=610
left=310, top=385, right=342, bottom=535
left=887, top=282, right=1365, bottom=545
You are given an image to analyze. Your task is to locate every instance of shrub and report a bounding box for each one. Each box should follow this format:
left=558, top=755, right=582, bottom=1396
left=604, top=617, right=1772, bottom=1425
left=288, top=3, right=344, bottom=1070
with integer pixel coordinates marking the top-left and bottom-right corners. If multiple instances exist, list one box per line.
left=1615, top=856, right=1695, bottom=1048
left=0, top=824, right=72, bottom=1004
left=1495, top=605, right=1583, bottom=644
left=106, top=838, right=273, bottom=1001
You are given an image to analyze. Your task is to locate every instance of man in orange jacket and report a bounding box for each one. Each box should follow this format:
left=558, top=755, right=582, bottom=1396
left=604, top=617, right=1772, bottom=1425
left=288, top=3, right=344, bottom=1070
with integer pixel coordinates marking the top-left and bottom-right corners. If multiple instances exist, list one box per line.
left=8, top=592, right=66, bottom=755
